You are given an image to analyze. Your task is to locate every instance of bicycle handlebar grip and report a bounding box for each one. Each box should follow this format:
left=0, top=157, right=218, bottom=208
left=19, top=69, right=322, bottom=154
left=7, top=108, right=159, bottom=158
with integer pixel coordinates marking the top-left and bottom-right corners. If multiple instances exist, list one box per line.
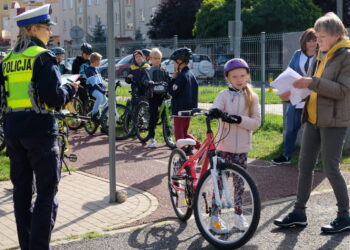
left=178, top=110, right=192, bottom=117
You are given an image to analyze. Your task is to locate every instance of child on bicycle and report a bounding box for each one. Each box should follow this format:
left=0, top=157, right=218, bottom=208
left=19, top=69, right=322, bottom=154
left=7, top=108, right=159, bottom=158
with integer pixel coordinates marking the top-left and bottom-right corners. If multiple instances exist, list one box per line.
left=209, top=58, right=261, bottom=233
left=144, top=48, right=171, bottom=148
left=125, top=50, right=150, bottom=98
left=168, top=47, right=200, bottom=152
left=85, top=52, right=107, bottom=122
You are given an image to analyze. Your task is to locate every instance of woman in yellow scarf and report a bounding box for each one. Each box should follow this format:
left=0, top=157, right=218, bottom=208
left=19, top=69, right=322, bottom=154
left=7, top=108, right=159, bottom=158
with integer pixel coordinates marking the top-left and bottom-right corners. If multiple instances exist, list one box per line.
left=274, top=12, right=350, bottom=234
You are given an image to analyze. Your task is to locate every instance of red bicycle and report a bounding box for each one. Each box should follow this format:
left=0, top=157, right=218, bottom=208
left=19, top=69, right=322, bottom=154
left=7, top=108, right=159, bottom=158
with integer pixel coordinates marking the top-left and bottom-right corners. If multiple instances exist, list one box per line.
left=168, top=108, right=260, bottom=249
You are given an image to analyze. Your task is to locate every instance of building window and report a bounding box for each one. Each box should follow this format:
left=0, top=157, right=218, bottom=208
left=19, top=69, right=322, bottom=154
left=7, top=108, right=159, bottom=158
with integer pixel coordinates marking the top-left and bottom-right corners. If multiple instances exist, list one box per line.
left=95, top=0, right=100, bottom=4
left=139, top=9, right=144, bottom=22
left=70, top=0, right=74, bottom=9
left=70, top=19, right=73, bottom=28
left=88, top=0, right=92, bottom=5
left=63, top=0, right=67, bottom=10
left=63, top=20, right=67, bottom=31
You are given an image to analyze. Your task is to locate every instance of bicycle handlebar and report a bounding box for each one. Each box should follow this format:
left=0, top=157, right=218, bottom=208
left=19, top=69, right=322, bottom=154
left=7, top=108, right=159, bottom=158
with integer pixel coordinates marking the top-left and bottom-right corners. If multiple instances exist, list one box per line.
left=177, top=108, right=239, bottom=124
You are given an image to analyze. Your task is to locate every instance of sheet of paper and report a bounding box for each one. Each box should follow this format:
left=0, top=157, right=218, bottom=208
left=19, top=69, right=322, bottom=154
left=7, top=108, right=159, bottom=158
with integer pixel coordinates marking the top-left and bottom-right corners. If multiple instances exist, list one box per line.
left=61, top=74, right=80, bottom=85
left=270, top=67, right=310, bottom=105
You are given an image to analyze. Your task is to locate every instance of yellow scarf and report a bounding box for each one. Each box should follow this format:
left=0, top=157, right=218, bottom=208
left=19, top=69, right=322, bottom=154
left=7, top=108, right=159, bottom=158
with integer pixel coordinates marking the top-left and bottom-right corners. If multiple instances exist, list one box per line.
left=307, top=38, right=350, bottom=124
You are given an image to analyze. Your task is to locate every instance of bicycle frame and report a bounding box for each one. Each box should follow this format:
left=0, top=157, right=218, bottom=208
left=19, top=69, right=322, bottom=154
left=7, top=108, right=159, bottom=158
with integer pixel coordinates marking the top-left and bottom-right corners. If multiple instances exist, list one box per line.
left=171, top=117, right=216, bottom=192
left=157, top=98, right=172, bottom=126
left=170, top=113, right=234, bottom=210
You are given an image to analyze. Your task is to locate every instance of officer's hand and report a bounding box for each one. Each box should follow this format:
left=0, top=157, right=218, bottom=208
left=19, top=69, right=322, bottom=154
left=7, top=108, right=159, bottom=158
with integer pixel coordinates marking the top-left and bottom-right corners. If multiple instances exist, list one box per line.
left=172, top=72, right=179, bottom=78
left=70, top=80, right=80, bottom=92
left=127, top=74, right=133, bottom=78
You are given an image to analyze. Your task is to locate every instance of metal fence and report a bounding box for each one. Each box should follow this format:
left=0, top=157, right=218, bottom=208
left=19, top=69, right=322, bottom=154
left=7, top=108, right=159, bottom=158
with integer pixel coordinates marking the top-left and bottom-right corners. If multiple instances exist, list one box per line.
left=63, top=33, right=284, bottom=127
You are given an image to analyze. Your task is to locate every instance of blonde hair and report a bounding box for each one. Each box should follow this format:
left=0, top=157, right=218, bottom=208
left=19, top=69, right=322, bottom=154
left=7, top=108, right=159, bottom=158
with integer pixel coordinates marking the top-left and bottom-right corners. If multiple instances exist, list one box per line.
left=314, top=12, right=348, bottom=39
left=150, top=48, right=162, bottom=58
left=90, top=52, right=102, bottom=63
left=13, top=26, right=34, bottom=51
left=243, top=84, right=254, bottom=117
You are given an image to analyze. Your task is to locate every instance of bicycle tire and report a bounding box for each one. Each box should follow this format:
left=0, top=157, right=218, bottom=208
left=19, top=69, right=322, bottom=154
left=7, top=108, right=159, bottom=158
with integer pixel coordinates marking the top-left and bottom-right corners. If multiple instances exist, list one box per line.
left=162, top=111, right=176, bottom=149
left=65, top=97, right=85, bottom=130
left=84, top=99, right=99, bottom=135
left=135, top=101, right=150, bottom=143
left=100, top=104, right=134, bottom=140
left=194, top=162, right=260, bottom=249
left=168, top=148, right=194, bottom=221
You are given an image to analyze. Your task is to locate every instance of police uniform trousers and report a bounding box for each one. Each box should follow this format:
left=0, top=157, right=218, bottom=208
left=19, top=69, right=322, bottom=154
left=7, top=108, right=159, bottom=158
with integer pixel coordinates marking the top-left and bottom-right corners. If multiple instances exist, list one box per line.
left=6, top=136, right=61, bottom=250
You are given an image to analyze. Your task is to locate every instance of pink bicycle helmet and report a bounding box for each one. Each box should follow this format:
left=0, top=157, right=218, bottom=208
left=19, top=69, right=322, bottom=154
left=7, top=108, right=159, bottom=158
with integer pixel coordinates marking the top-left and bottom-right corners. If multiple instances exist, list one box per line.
left=223, top=58, right=250, bottom=76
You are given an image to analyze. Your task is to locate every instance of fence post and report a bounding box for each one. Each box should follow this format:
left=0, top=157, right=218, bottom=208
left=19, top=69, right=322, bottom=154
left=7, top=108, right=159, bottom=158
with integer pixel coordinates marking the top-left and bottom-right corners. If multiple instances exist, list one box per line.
left=260, top=32, right=266, bottom=125
left=173, top=35, right=178, bottom=49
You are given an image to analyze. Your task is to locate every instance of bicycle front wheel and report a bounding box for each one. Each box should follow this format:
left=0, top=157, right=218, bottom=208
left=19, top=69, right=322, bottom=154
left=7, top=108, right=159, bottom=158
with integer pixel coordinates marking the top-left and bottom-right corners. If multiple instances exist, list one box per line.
left=65, top=97, right=84, bottom=130
left=194, top=162, right=260, bottom=249
left=100, top=104, right=134, bottom=140
left=168, top=148, right=193, bottom=221
left=84, top=99, right=99, bottom=135
left=162, top=111, right=176, bottom=149
left=135, top=101, right=150, bottom=143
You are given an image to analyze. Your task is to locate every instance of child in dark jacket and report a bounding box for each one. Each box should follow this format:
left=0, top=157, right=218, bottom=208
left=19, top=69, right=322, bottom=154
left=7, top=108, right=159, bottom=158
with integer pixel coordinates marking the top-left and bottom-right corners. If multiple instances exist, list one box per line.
left=125, top=50, right=150, bottom=98
left=85, top=52, right=107, bottom=121
left=168, top=47, right=200, bottom=150
left=144, top=48, right=171, bottom=148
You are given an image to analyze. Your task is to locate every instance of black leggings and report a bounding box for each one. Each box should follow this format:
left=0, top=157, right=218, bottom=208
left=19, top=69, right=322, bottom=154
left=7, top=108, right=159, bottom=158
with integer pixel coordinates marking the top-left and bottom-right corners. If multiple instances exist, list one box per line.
left=148, top=96, right=164, bottom=138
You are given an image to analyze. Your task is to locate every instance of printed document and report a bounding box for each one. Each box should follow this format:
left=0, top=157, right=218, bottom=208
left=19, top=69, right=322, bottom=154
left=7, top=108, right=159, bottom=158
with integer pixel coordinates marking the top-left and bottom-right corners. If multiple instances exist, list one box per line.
left=270, top=67, right=311, bottom=105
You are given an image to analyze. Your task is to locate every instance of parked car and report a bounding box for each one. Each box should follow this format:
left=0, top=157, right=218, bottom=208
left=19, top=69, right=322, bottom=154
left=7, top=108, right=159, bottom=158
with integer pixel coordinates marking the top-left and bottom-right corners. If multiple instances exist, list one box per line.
left=213, top=55, right=230, bottom=77
left=161, top=54, right=215, bottom=79
left=99, top=55, right=131, bottom=79
left=98, top=58, right=120, bottom=78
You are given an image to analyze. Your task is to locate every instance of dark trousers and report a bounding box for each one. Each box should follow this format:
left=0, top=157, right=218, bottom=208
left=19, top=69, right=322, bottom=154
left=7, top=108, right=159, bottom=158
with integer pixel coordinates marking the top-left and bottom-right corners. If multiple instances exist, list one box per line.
left=284, top=105, right=302, bottom=158
left=295, top=123, right=349, bottom=216
left=6, top=136, right=61, bottom=250
left=148, top=97, right=164, bottom=138
left=174, top=117, right=200, bottom=149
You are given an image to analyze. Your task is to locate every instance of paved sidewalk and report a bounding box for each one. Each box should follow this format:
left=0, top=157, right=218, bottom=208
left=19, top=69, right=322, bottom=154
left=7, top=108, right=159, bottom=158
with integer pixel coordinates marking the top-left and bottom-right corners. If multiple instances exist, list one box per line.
left=0, top=171, right=159, bottom=249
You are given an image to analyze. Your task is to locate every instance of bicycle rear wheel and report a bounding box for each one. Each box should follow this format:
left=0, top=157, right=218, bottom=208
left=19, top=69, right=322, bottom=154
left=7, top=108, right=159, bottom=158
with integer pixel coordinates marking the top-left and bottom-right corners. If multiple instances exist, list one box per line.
left=168, top=148, right=194, bottom=221
left=100, top=104, right=134, bottom=140
left=84, top=99, right=99, bottom=135
left=194, top=162, right=260, bottom=249
left=65, top=97, right=84, bottom=130
left=135, top=101, right=150, bottom=143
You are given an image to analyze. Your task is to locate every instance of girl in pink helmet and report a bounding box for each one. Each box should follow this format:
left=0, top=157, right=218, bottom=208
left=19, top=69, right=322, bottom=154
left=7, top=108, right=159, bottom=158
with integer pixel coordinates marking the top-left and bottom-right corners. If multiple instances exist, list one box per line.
left=208, top=58, right=261, bottom=234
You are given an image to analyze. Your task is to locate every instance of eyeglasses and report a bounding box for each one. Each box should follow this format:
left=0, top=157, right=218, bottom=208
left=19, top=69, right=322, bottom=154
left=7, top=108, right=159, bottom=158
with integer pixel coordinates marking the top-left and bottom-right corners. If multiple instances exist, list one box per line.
left=37, top=25, right=52, bottom=33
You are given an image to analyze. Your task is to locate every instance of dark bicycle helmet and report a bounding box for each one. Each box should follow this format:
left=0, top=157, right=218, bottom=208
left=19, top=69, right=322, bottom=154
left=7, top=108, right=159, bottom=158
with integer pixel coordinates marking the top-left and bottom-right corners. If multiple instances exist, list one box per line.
left=80, top=42, right=93, bottom=55
left=170, top=47, right=192, bottom=63
left=51, top=47, right=65, bottom=55
left=142, top=49, right=151, bottom=58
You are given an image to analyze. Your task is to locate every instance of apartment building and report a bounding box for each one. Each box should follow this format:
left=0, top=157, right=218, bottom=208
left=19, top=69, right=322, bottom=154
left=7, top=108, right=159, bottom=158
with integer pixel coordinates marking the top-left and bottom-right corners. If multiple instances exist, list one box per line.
left=3, top=0, right=161, bottom=47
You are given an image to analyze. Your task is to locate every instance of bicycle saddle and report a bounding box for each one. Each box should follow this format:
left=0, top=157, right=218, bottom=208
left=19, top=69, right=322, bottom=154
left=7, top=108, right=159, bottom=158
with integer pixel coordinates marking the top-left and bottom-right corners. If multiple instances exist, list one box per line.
left=176, top=138, right=196, bottom=148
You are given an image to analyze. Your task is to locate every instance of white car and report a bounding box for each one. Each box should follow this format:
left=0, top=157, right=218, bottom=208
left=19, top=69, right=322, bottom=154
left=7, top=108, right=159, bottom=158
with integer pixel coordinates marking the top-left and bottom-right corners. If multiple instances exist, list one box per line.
left=161, top=54, right=215, bottom=79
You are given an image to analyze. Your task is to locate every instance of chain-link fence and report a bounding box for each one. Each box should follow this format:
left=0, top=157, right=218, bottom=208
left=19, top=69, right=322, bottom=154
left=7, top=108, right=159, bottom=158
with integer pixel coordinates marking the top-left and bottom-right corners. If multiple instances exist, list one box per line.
left=69, top=34, right=286, bottom=128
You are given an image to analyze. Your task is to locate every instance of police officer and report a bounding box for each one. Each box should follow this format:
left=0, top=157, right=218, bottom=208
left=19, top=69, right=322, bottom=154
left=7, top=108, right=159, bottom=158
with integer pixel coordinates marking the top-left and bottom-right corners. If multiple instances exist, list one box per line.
left=0, top=5, right=79, bottom=250
left=51, top=47, right=70, bottom=74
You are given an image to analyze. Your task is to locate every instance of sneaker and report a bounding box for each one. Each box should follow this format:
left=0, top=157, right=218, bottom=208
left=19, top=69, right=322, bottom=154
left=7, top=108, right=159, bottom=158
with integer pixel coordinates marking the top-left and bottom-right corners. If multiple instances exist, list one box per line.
left=147, top=138, right=156, bottom=148
left=234, top=213, right=249, bottom=231
left=210, top=215, right=229, bottom=234
left=91, top=112, right=100, bottom=123
left=274, top=210, right=307, bottom=228
left=272, top=155, right=291, bottom=165
left=321, top=215, right=350, bottom=234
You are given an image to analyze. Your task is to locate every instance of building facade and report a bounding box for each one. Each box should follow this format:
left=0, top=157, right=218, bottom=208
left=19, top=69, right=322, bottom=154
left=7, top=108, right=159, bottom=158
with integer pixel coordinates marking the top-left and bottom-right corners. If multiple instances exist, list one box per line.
left=2, top=0, right=161, bottom=47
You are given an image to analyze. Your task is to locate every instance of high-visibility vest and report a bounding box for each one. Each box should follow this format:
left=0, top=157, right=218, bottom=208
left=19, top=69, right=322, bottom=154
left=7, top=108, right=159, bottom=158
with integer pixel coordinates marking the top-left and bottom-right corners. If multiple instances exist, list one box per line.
left=2, top=46, right=52, bottom=112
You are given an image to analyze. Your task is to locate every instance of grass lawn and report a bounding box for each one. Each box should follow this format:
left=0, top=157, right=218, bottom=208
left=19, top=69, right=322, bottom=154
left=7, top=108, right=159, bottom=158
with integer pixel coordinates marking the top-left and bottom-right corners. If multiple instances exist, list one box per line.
left=0, top=150, right=10, bottom=181
left=116, top=85, right=282, bottom=104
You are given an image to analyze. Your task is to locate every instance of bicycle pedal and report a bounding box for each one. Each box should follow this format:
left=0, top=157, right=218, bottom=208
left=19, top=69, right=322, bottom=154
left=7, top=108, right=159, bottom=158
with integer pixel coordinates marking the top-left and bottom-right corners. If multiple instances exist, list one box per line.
left=67, top=154, right=78, bottom=162
left=171, top=175, right=186, bottom=181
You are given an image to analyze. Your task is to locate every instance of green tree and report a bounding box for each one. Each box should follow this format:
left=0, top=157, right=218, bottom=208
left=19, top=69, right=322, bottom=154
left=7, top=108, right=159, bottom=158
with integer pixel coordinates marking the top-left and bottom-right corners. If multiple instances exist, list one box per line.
left=147, top=0, right=201, bottom=39
left=193, top=0, right=323, bottom=38
left=92, top=19, right=106, bottom=43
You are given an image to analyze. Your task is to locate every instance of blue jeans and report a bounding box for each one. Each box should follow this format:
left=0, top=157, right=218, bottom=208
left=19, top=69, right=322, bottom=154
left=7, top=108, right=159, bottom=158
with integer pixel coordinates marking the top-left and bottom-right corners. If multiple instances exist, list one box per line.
left=91, top=90, right=107, bottom=116
left=284, top=104, right=302, bottom=158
